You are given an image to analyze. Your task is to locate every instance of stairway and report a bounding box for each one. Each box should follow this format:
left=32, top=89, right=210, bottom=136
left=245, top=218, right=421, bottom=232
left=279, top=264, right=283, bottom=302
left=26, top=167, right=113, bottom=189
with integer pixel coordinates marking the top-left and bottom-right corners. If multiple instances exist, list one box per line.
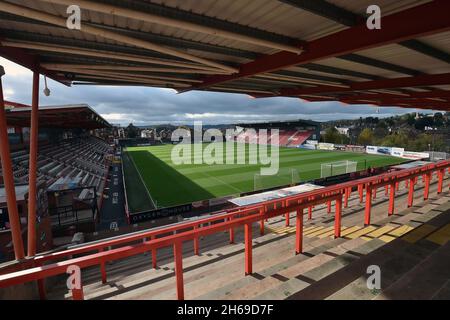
left=45, top=179, right=450, bottom=300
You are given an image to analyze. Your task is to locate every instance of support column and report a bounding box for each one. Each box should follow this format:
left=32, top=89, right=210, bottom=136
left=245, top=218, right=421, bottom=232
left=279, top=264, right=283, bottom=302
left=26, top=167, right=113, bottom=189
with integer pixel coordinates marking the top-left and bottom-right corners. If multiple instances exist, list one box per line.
left=27, top=71, right=39, bottom=257
left=327, top=200, right=331, bottom=214
left=258, top=207, right=265, bottom=236
left=344, top=187, right=349, bottom=208
left=0, top=66, right=25, bottom=260
left=245, top=223, right=252, bottom=275
left=388, top=182, right=396, bottom=216
left=437, top=169, right=444, bottom=194
left=358, top=184, right=363, bottom=203
left=173, top=241, right=184, bottom=300
left=424, top=173, right=431, bottom=200
left=334, top=196, right=342, bottom=238
left=295, top=207, right=303, bottom=254
left=308, top=206, right=312, bottom=220
left=229, top=217, right=235, bottom=244
left=285, top=211, right=290, bottom=226
left=151, top=235, right=157, bottom=268
left=407, top=178, right=415, bottom=207
left=364, top=185, right=372, bottom=226
left=193, top=225, right=199, bottom=256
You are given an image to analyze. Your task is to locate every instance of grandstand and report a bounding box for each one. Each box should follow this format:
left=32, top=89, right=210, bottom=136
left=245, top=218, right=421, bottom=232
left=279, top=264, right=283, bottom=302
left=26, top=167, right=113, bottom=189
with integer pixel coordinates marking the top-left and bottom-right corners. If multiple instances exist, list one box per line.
left=0, top=0, right=449, bottom=303
left=236, top=119, right=320, bottom=147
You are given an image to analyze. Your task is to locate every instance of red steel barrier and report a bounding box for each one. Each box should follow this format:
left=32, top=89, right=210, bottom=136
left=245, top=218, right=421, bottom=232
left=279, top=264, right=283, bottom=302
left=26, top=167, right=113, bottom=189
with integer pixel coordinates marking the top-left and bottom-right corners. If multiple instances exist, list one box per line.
left=0, top=160, right=448, bottom=300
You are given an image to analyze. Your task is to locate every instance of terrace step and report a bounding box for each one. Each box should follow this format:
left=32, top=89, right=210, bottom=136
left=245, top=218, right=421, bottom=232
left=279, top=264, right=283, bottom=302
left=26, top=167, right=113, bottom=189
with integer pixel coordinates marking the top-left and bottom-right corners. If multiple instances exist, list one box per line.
left=44, top=183, right=447, bottom=300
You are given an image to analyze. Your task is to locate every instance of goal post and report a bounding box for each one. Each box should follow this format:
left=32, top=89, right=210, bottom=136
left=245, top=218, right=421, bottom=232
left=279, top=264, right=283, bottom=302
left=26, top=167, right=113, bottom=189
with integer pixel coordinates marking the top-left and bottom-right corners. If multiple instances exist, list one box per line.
left=321, top=160, right=357, bottom=178
left=254, top=168, right=301, bottom=191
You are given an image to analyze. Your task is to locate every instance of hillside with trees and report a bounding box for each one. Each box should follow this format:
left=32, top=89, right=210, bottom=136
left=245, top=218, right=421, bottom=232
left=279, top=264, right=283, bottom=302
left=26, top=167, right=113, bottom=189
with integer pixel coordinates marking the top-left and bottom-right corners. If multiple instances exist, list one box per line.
left=321, top=112, right=449, bottom=152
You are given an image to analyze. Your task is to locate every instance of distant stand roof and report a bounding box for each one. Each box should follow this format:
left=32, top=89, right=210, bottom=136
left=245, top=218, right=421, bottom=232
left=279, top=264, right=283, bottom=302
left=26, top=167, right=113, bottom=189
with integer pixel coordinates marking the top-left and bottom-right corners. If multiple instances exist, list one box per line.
left=4, top=102, right=110, bottom=129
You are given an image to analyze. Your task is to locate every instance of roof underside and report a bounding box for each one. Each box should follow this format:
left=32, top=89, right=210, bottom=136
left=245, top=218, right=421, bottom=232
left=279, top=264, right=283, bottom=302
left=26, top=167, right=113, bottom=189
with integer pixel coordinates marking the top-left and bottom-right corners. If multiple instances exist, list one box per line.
left=0, top=0, right=449, bottom=111
left=5, top=102, right=111, bottom=129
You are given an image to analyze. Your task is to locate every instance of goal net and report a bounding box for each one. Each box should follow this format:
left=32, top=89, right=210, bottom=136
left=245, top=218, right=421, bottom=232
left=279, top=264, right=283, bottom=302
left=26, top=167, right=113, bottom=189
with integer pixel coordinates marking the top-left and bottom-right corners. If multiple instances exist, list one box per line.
left=321, top=160, right=357, bottom=178
left=254, top=168, right=301, bottom=191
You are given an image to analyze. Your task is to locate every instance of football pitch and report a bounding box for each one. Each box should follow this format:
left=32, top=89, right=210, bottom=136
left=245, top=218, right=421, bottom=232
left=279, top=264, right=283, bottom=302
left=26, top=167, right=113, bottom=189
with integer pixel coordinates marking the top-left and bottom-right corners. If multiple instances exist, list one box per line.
left=122, top=143, right=406, bottom=212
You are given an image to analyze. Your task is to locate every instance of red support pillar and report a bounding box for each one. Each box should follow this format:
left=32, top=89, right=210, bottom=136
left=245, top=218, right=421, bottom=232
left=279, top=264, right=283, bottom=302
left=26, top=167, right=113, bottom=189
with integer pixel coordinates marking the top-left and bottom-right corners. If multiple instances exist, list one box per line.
left=151, top=235, right=157, bottom=268
left=344, top=188, right=349, bottom=208
left=408, top=178, right=415, bottom=207
left=327, top=200, right=331, bottom=214
left=437, top=169, right=444, bottom=194
left=358, top=184, right=364, bottom=203
left=385, top=185, right=389, bottom=196
left=285, top=211, right=290, bottom=226
left=395, top=181, right=399, bottom=191
left=364, top=185, right=372, bottom=226
left=259, top=208, right=265, bottom=236
left=424, top=173, right=431, bottom=200
left=295, top=207, right=303, bottom=254
left=373, top=187, right=377, bottom=199
left=229, top=217, right=235, bottom=244
left=173, top=241, right=184, bottom=300
left=99, top=248, right=107, bottom=284
left=308, top=206, right=312, bottom=220
left=193, top=225, right=199, bottom=255
left=27, top=71, right=39, bottom=257
left=0, top=66, right=25, bottom=260
left=334, top=196, right=342, bottom=238
left=388, top=182, right=396, bottom=216
left=245, top=223, right=252, bottom=275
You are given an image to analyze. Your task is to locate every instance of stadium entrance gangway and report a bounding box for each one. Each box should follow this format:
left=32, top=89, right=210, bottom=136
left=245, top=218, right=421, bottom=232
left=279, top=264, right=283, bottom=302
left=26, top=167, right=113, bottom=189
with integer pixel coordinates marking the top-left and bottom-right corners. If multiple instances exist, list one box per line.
left=0, top=160, right=448, bottom=300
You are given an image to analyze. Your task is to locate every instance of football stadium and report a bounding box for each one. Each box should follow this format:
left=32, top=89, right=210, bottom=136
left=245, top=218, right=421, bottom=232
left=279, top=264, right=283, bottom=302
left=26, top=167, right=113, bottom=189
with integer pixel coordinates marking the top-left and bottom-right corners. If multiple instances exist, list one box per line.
left=0, top=0, right=449, bottom=305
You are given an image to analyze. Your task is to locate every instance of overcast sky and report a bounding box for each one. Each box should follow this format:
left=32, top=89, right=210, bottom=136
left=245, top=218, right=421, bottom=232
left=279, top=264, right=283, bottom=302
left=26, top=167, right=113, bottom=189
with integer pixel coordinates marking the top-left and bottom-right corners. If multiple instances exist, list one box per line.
left=1, top=57, right=432, bottom=126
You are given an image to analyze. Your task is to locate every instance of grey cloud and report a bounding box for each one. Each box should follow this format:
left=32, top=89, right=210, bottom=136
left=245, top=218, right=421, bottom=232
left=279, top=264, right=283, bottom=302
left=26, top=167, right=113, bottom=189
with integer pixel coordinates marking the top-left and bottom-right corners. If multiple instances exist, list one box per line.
left=2, top=67, right=433, bottom=126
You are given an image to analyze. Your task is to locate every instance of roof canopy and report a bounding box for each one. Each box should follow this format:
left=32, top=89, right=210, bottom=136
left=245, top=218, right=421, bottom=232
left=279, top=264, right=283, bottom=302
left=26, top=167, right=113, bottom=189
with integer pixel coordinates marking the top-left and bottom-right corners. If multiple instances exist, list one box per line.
left=0, top=0, right=449, bottom=111
left=5, top=102, right=110, bottom=129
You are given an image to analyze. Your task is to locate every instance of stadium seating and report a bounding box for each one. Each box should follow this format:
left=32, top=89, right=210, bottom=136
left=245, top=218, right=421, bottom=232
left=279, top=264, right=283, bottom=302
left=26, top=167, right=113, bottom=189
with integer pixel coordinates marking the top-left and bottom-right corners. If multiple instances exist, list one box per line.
left=0, top=137, right=112, bottom=191
left=287, top=130, right=314, bottom=147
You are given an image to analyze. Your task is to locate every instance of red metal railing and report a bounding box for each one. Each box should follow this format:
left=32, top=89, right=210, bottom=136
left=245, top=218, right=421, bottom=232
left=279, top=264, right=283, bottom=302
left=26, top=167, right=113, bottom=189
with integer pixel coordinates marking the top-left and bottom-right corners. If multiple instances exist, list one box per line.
left=0, top=160, right=448, bottom=300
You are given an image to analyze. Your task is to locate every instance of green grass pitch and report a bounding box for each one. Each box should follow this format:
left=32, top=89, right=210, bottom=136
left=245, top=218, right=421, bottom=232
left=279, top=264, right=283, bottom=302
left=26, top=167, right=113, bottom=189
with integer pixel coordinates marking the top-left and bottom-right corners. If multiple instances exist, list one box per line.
left=123, top=143, right=406, bottom=212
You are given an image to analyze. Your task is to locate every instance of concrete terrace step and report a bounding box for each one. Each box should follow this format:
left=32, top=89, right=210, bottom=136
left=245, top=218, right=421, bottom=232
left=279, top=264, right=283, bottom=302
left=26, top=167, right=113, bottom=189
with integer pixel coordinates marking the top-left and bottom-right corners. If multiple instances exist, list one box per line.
left=376, top=242, right=450, bottom=300
left=44, top=182, right=447, bottom=300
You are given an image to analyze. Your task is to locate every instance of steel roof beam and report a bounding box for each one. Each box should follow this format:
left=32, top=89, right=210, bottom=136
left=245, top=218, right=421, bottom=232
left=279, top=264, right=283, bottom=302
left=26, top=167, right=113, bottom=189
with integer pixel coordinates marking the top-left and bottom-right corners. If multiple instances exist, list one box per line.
left=0, top=13, right=258, bottom=61
left=282, top=0, right=450, bottom=65
left=191, top=0, right=450, bottom=90
left=41, top=0, right=303, bottom=53
left=269, top=73, right=450, bottom=97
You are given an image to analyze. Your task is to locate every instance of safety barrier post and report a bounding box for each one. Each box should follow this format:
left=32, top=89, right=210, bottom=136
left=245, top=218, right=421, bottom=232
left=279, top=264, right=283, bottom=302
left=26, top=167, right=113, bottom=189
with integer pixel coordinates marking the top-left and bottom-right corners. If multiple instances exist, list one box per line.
left=285, top=211, right=290, bottom=226
left=259, top=208, right=265, bottom=236
left=295, top=207, right=303, bottom=254
left=151, top=235, right=157, bottom=268
left=437, top=169, right=444, bottom=194
left=229, top=217, right=235, bottom=244
left=193, top=225, right=199, bottom=256
left=424, top=173, right=431, bottom=200
left=71, top=274, right=84, bottom=301
left=407, top=178, right=415, bottom=207
left=358, top=184, right=363, bottom=203
left=173, top=241, right=184, bottom=300
left=99, top=248, right=107, bottom=283
left=245, top=223, right=252, bottom=275
left=334, top=196, right=342, bottom=238
left=364, top=185, right=372, bottom=225
left=388, top=182, right=396, bottom=216
left=327, top=200, right=331, bottom=214
left=344, top=187, right=349, bottom=208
